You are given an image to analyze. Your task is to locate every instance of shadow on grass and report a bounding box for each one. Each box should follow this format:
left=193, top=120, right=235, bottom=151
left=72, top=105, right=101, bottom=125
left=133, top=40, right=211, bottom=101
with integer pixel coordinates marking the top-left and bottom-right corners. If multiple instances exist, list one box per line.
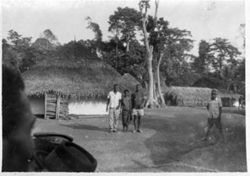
left=60, top=123, right=108, bottom=132
left=142, top=114, right=246, bottom=172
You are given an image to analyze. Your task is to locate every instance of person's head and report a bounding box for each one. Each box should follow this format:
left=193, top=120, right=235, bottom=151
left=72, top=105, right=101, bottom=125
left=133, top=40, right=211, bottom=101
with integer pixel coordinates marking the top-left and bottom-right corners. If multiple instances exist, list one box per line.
left=2, top=65, right=36, bottom=171
left=211, top=89, right=217, bottom=100
left=135, top=84, right=141, bottom=92
left=113, top=84, right=118, bottom=93
left=124, top=89, right=129, bottom=97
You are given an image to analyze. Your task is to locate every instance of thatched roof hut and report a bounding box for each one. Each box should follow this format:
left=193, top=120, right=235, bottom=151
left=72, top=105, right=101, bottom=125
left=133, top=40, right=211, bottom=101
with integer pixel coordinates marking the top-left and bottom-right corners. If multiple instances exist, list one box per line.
left=218, top=90, right=242, bottom=107
left=163, top=86, right=242, bottom=107
left=23, top=61, right=121, bottom=101
left=22, top=57, right=139, bottom=118
left=163, top=86, right=212, bottom=107
left=117, top=73, right=140, bottom=93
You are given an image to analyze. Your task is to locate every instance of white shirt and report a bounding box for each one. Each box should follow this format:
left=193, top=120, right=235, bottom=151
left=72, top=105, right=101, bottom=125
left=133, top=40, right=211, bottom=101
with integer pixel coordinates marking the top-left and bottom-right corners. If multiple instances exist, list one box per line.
left=107, top=91, right=122, bottom=108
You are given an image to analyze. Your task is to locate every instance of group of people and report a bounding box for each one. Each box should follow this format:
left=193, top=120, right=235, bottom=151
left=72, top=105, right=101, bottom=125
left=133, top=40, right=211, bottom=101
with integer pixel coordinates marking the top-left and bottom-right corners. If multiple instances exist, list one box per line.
left=106, top=84, right=146, bottom=133
left=106, top=84, right=225, bottom=142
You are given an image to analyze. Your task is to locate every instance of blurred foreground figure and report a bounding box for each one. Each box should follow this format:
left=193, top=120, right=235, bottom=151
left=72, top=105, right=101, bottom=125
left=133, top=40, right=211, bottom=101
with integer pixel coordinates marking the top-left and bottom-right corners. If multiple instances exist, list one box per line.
left=2, top=65, right=36, bottom=171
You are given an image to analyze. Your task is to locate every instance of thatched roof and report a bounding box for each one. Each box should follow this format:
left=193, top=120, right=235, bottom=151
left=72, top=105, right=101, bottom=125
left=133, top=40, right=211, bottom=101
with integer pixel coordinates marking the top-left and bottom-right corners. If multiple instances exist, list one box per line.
left=218, top=90, right=242, bottom=99
left=22, top=58, right=138, bottom=101
left=117, top=73, right=140, bottom=92
left=164, top=86, right=212, bottom=101
left=163, top=86, right=242, bottom=107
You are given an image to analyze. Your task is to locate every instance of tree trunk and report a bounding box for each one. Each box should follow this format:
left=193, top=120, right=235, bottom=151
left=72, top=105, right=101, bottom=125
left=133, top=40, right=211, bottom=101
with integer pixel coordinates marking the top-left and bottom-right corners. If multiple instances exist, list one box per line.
left=126, top=41, right=130, bottom=52
left=140, top=0, right=160, bottom=108
left=147, top=46, right=155, bottom=107
left=142, top=17, right=158, bottom=108
left=156, top=53, right=166, bottom=107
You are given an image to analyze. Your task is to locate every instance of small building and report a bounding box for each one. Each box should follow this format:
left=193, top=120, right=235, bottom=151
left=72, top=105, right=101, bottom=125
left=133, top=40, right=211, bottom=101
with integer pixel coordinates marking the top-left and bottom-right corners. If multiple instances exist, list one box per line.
left=163, top=86, right=212, bottom=107
left=219, top=92, right=242, bottom=107
left=23, top=58, right=139, bottom=119
left=163, top=86, right=242, bottom=108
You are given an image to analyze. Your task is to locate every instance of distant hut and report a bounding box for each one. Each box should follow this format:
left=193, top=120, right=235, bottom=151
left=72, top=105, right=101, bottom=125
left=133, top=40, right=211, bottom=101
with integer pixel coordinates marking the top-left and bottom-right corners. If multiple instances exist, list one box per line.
left=163, top=86, right=242, bottom=107
left=22, top=57, right=139, bottom=119
left=163, top=86, right=212, bottom=107
left=219, top=91, right=242, bottom=107
left=118, top=73, right=140, bottom=91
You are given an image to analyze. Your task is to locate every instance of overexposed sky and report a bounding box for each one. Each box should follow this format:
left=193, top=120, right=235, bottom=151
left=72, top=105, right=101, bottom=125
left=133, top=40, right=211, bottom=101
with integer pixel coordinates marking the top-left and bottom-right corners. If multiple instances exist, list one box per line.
left=2, top=0, right=245, bottom=56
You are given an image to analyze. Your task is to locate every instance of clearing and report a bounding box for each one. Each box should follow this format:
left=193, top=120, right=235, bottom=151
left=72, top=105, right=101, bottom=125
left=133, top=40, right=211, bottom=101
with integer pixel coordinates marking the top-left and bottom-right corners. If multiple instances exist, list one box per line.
left=32, top=106, right=246, bottom=172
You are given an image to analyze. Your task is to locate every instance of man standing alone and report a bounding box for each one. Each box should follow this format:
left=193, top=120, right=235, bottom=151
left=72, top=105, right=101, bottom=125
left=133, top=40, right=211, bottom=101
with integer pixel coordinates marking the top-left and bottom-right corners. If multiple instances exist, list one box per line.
left=131, top=84, right=146, bottom=133
left=106, top=84, right=122, bottom=133
left=202, top=89, right=224, bottom=141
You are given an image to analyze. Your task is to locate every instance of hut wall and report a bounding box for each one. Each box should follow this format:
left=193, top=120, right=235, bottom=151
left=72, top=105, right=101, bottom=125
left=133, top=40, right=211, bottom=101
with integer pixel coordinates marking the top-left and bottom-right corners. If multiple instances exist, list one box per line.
left=68, top=101, right=108, bottom=115
left=29, top=96, right=45, bottom=115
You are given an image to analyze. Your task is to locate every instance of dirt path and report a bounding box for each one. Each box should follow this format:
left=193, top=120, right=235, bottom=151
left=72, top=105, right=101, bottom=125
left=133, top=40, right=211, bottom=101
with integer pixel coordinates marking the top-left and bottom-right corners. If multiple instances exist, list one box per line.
left=32, top=107, right=246, bottom=172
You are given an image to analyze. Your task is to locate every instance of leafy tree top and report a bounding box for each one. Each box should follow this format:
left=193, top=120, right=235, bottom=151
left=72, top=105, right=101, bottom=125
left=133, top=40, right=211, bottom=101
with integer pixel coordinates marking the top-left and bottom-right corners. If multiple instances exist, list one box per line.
left=108, top=7, right=141, bottom=42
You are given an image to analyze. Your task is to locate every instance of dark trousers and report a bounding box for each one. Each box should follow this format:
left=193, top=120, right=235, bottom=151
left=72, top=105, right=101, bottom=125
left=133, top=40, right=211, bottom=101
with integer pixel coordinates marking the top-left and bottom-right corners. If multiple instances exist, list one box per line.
left=207, top=118, right=222, bottom=130
left=122, top=110, right=130, bottom=127
left=205, top=117, right=224, bottom=140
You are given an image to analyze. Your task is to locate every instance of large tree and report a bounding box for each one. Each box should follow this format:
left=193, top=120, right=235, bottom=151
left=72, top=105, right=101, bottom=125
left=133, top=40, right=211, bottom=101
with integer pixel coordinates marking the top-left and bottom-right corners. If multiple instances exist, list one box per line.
left=209, top=38, right=241, bottom=77
left=139, top=0, right=160, bottom=108
left=102, top=39, right=146, bottom=84
left=40, top=29, right=60, bottom=46
left=193, top=40, right=212, bottom=73
left=149, top=17, right=193, bottom=106
left=85, top=17, right=103, bottom=58
left=192, top=38, right=242, bottom=92
left=4, top=30, right=37, bottom=72
left=108, top=7, right=141, bottom=52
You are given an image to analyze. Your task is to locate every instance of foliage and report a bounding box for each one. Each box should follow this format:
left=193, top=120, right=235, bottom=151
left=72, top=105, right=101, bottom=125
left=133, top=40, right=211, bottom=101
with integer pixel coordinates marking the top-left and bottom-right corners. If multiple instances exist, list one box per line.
left=102, top=39, right=146, bottom=84
left=209, top=38, right=241, bottom=76
left=192, top=38, right=242, bottom=93
left=193, top=40, right=212, bottom=73
left=40, top=29, right=59, bottom=45
left=146, top=17, right=194, bottom=88
left=3, top=30, right=38, bottom=72
left=108, top=7, right=141, bottom=41
left=86, top=17, right=103, bottom=46
left=58, top=40, right=98, bottom=61
left=3, top=5, right=244, bottom=97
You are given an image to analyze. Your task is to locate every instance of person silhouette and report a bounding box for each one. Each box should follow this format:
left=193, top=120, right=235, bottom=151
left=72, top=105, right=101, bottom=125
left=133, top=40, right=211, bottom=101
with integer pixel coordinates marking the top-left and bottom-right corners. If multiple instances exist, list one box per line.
left=2, top=65, right=36, bottom=171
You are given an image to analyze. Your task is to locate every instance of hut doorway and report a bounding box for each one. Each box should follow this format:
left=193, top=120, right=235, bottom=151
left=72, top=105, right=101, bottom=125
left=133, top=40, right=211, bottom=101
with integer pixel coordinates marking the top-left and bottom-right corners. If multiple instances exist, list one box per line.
left=44, top=93, right=69, bottom=119
left=29, top=93, right=69, bottom=119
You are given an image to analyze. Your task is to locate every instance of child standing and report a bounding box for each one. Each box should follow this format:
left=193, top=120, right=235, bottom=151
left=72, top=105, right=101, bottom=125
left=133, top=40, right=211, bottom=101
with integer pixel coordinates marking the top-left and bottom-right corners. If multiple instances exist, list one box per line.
left=121, top=90, right=131, bottom=132
left=202, top=89, right=224, bottom=141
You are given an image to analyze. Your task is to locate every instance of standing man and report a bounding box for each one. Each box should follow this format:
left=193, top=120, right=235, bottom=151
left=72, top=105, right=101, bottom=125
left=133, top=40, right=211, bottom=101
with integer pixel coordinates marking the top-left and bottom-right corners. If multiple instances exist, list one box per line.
left=202, top=89, right=224, bottom=141
left=106, top=84, right=122, bottom=133
left=131, top=84, right=147, bottom=133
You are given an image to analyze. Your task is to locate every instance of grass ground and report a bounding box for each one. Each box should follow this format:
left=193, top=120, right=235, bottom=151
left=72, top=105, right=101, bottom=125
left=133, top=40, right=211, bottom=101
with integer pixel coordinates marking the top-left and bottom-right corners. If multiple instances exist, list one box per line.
left=32, top=106, right=246, bottom=172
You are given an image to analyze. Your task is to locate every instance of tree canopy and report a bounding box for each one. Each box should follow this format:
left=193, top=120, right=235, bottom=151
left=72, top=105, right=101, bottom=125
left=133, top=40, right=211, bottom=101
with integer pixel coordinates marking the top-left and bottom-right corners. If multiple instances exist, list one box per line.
left=2, top=4, right=244, bottom=99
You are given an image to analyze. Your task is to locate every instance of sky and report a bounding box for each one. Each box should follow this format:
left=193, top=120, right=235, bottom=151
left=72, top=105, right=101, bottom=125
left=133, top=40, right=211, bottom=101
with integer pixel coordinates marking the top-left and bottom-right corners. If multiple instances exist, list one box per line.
left=1, top=0, right=245, bottom=56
